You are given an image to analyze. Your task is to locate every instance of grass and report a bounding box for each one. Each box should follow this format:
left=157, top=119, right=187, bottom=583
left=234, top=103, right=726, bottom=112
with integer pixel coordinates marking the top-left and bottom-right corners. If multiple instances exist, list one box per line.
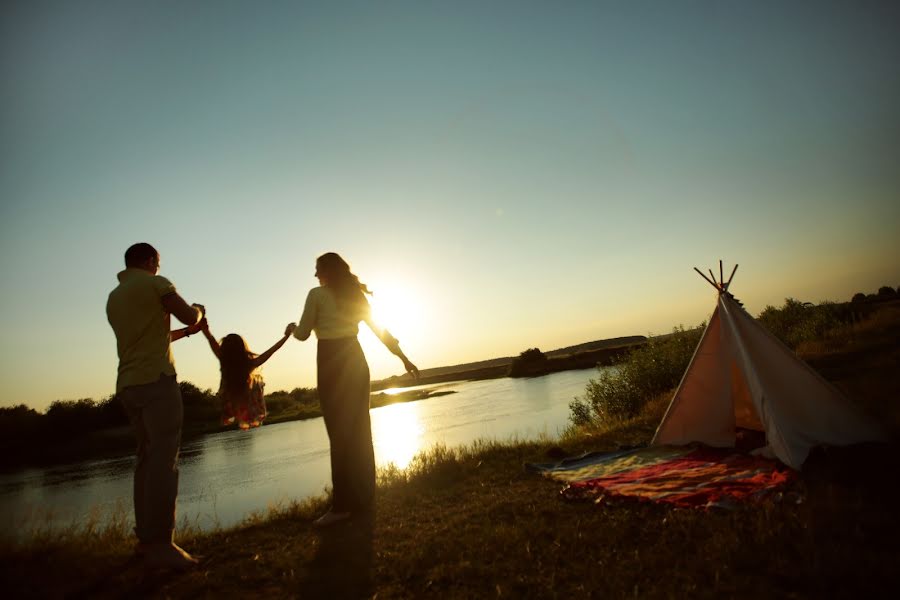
left=2, top=305, right=899, bottom=598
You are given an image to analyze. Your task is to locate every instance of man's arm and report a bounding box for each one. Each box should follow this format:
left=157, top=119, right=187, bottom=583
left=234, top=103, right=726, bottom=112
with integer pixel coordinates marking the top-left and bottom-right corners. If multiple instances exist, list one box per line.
left=161, top=292, right=203, bottom=325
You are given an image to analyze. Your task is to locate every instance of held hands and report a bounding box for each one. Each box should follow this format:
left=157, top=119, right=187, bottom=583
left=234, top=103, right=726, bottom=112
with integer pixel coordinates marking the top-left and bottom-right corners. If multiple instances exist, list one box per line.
left=191, top=303, right=206, bottom=320
left=186, top=318, right=206, bottom=336
left=284, top=322, right=297, bottom=337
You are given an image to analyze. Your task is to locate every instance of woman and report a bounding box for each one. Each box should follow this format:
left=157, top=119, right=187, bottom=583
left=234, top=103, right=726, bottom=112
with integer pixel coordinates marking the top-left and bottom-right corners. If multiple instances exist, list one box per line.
left=293, top=252, right=418, bottom=526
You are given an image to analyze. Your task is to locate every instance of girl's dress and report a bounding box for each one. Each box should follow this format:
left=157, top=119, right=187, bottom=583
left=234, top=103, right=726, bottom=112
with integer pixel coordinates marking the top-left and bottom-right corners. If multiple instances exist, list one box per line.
left=220, top=372, right=267, bottom=429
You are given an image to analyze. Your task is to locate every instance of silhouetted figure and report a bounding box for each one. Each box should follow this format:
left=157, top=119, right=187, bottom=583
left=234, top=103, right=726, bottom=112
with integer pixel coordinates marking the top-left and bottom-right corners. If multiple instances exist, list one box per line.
left=200, top=320, right=296, bottom=428
left=106, top=243, right=205, bottom=570
left=292, top=252, right=418, bottom=526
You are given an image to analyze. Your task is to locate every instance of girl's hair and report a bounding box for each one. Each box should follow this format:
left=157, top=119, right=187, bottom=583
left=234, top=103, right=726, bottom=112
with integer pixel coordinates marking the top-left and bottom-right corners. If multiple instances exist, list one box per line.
left=219, top=334, right=257, bottom=394
left=316, top=252, right=372, bottom=317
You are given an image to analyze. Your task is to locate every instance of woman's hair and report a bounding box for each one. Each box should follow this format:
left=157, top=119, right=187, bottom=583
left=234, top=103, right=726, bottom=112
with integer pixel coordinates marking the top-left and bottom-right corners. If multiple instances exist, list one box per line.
left=219, top=334, right=257, bottom=394
left=316, top=252, right=372, bottom=316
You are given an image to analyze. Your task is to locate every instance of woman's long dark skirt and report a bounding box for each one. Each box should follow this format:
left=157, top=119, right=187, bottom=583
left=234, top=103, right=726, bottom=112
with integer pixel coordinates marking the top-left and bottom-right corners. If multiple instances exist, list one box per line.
left=317, top=337, right=375, bottom=513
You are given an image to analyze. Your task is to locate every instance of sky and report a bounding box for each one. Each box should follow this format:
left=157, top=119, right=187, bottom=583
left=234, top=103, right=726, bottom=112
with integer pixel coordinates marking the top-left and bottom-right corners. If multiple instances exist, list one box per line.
left=2, top=1, right=898, bottom=411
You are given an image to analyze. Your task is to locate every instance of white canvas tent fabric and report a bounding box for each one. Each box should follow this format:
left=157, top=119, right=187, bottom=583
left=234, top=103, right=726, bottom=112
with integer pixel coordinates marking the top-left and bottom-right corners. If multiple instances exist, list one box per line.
left=652, top=291, right=885, bottom=469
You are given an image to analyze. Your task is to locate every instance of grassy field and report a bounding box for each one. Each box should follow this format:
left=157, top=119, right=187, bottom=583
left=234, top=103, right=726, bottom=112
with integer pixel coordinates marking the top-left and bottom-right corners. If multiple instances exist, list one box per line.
left=2, top=305, right=898, bottom=598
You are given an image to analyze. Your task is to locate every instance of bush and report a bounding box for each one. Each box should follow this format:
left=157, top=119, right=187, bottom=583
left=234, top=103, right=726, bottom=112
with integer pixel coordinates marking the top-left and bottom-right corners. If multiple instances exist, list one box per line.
left=0, top=404, right=43, bottom=442
left=757, top=298, right=851, bottom=349
left=288, top=387, right=318, bottom=404
left=44, top=399, right=102, bottom=437
left=851, top=292, right=867, bottom=303
left=569, top=325, right=704, bottom=427
left=264, top=387, right=319, bottom=419
left=96, top=395, right=128, bottom=428
left=180, top=381, right=220, bottom=425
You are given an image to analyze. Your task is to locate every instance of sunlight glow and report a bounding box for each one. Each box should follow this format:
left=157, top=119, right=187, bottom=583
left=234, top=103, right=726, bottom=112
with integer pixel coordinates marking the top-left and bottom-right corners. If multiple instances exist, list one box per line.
left=371, top=402, right=425, bottom=470
left=369, top=281, right=425, bottom=340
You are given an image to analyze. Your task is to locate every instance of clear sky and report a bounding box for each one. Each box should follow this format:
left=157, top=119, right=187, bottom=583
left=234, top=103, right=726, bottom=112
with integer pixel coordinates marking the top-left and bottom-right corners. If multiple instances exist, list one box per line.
left=2, top=1, right=898, bottom=411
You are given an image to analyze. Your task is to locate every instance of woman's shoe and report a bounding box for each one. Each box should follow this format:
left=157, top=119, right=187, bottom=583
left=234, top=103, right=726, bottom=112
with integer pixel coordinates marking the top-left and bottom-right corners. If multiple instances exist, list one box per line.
left=313, top=510, right=351, bottom=527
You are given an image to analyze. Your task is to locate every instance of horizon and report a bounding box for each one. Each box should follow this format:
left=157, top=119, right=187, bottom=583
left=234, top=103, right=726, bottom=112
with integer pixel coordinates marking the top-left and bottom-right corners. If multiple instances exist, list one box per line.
left=2, top=1, right=899, bottom=411
left=5, top=277, right=893, bottom=412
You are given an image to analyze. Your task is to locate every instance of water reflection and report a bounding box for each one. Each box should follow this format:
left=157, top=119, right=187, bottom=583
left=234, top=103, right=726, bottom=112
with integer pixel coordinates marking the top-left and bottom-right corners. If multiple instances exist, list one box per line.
left=379, top=382, right=439, bottom=396
left=514, top=374, right=551, bottom=407
left=371, top=402, right=425, bottom=469
left=1, top=368, right=605, bottom=540
left=221, top=431, right=256, bottom=454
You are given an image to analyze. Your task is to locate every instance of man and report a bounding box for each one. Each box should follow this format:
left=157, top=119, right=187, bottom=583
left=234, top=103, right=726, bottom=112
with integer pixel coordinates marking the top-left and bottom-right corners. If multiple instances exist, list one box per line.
left=106, top=243, right=205, bottom=570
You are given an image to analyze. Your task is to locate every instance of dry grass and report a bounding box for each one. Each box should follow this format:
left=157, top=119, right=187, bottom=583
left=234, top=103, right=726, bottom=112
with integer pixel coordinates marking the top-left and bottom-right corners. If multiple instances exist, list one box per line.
left=3, top=436, right=898, bottom=599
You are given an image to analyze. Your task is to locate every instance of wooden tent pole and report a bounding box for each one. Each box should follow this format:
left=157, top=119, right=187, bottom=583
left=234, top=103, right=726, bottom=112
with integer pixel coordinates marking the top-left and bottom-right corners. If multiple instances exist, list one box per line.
left=719, top=260, right=724, bottom=287
left=708, top=268, right=719, bottom=288
left=725, top=263, right=739, bottom=290
left=693, top=267, right=719, bottom=290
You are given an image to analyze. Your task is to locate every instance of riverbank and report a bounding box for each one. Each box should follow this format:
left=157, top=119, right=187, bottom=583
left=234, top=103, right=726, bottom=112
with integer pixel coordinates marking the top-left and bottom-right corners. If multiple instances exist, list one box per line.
left=3, top=305, right=898, bottom=597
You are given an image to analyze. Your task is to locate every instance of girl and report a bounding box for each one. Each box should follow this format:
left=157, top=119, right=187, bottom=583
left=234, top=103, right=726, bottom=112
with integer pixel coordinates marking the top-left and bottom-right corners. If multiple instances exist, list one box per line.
left=292, top=252, right=418, bottom=526
left=201, top=320, right=296, bottom=429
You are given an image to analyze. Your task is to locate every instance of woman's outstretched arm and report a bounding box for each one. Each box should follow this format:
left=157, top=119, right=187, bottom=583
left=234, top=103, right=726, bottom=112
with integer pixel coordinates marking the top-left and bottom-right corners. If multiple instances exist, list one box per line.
left=199, top=319, right=222, bottom=359
left=252, top=323, right=296, bottom=367
left=364, top=317, right=419, bottom=377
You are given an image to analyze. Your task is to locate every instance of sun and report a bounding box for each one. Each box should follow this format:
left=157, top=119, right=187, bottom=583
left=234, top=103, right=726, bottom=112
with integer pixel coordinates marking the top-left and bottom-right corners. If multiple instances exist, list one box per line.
left=368, top=281, right=425, bottom=338
left=359, top=277, right=431, bottom=374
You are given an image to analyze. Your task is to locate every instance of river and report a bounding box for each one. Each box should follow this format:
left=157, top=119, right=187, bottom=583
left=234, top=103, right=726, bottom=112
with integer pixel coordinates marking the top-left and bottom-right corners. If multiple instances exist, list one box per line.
left=0, top=368, right=603, bottom=541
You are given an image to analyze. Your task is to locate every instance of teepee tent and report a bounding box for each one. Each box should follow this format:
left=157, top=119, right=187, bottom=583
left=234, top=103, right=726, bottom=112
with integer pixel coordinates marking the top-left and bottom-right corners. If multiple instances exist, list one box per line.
left=652, top=262, right=884, bottom=469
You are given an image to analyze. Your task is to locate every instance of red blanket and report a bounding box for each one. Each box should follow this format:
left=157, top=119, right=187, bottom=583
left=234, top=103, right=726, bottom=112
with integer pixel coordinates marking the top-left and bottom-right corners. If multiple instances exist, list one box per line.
left=556, top=447, right=795, bottom=508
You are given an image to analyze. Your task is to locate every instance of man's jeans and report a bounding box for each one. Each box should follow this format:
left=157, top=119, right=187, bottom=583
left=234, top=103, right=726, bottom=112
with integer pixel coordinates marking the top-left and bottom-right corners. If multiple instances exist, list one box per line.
left=119, top=374, right=183, bottom=544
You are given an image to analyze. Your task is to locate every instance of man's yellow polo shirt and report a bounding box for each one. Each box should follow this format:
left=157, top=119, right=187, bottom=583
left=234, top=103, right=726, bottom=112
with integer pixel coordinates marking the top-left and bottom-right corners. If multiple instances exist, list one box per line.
left=107, top=268, right=177, bottom=391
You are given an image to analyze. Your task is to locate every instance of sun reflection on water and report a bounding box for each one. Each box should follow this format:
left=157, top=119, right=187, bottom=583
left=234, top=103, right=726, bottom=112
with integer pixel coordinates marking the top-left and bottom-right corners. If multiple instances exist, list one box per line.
left=371, top=402, right=425, bottom=470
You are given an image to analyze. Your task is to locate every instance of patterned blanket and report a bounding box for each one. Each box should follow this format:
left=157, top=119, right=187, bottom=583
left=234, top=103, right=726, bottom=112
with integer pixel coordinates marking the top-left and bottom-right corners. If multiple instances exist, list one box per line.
left=529, top=446, right=795, bottom=509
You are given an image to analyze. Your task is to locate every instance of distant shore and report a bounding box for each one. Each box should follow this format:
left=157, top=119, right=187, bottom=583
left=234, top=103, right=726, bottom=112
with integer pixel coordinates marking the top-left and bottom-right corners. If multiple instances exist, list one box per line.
left=372, top=335, right=646, bottom=390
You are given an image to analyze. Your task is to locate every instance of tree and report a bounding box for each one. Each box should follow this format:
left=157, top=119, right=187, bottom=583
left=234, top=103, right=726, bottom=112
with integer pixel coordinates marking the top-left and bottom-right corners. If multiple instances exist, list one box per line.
left=45, top=398, right=100, bottom=437
left=97, top=394, right=128, bottom=428
left=851, top=292, right=867, bottom=303
left=877, top=286, right=897, bottom=299
left=509, top=347, right=548, bottom=377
